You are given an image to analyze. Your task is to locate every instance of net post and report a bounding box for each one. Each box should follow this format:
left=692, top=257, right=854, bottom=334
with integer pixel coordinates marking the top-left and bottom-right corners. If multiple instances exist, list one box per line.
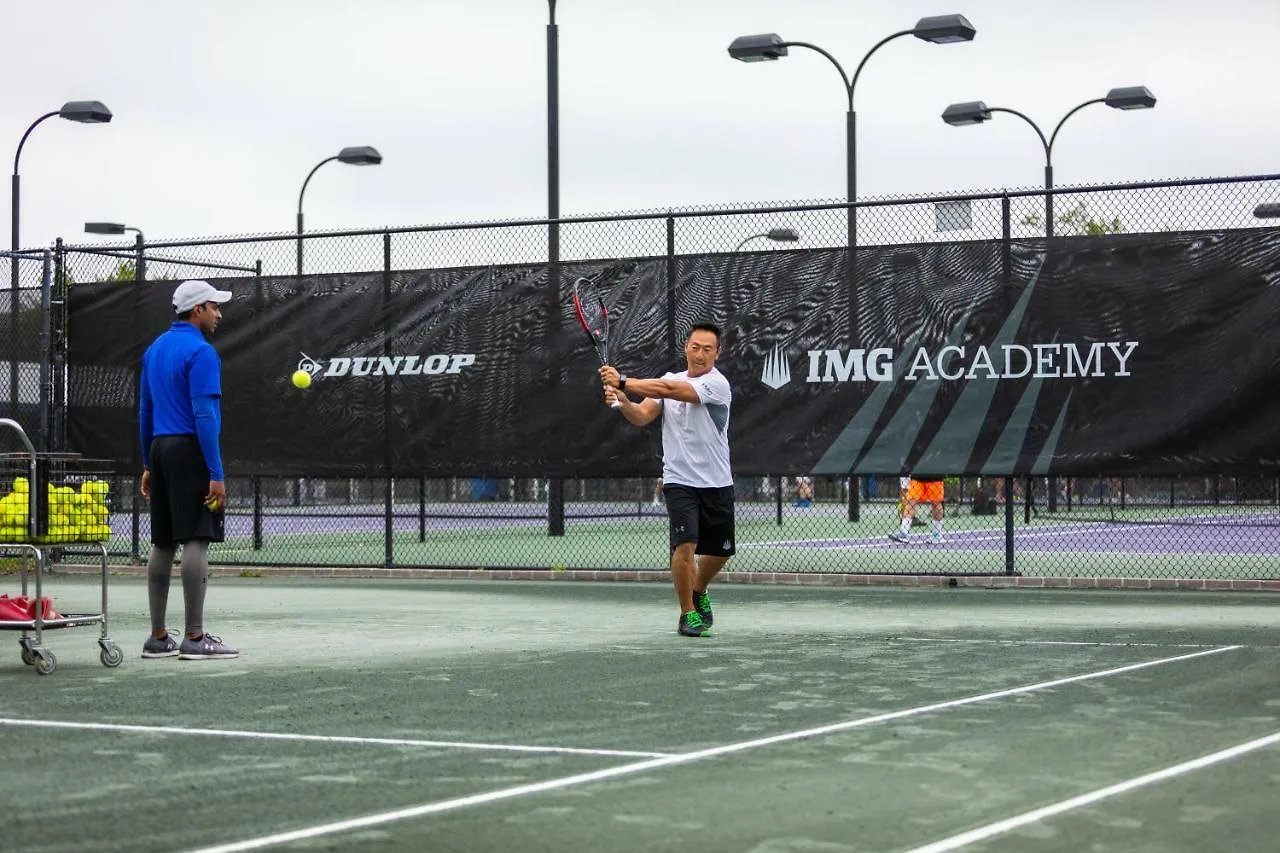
left=130, top=479, right=141, bottom=562
left=252, top=476, right=263, bottom=550
left=418, top=476, right=428, bottom=542
left=1003, top=476, right=1015, bottom=575
left=775, top=476, right=782, bottom=526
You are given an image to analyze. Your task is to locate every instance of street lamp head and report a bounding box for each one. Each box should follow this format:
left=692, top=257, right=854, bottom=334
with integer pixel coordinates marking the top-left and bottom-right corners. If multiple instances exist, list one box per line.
left=765, top=227, right=800, bottom=242
left=84, top=222, right=127, bottom=235
left=912, top=14, right=976, bottom=44
left=58, top=100, right=113, bottom=123
left=337, top=145, right=382, bottom=165
left=728, top=33, right=788, bottom=62
left=1254, top=203, right=1280, bottom=219
left=941, top=101, right=991, bottom=126
left=1104, top=86, right=1156, bottom=110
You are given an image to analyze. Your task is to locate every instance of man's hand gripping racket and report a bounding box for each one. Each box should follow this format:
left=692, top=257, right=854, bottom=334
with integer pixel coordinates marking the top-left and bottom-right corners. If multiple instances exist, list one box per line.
left=571, top=277, right=622, bottom=408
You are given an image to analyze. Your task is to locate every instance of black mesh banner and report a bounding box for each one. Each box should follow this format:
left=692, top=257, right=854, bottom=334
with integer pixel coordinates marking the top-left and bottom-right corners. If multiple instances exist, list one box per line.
left=67, top=230, right=1280, bottom=478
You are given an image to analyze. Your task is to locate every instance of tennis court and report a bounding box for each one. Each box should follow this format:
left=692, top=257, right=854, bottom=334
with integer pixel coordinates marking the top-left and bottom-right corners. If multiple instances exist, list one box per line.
left=3, top=576, right=1278, bottom=852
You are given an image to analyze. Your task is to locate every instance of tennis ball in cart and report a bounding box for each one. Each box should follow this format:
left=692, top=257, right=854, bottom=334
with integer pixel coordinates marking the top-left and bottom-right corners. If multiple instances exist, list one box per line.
left=291, top=369, right=312, bottom=389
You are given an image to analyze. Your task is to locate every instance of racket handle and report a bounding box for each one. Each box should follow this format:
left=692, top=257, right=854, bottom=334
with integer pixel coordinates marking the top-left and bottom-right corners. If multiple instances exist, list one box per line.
left=610, top=400, right=622, bottom=409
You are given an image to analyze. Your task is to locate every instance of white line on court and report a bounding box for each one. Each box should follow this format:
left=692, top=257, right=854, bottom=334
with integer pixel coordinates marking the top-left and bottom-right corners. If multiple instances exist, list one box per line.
left=886, top=636, right=1222, bottom=649
left=183, top=645, right=1240, bottom=853
left=899, top=728, right=1280, bottom=853
left=0, top=719, right=670, bottom=759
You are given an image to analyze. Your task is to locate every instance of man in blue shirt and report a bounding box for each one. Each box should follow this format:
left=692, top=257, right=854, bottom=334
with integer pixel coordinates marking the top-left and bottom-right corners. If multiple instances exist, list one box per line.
left=138, top=280, right=238, bottom=660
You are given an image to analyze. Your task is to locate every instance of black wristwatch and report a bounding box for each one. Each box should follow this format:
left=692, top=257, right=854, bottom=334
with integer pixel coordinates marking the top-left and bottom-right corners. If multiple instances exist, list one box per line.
left=618, top=375, right=628, bottom=391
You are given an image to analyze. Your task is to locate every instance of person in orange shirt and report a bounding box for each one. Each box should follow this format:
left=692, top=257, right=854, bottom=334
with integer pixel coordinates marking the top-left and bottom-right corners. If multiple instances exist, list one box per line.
left=889, top=476, right=945, bottom=544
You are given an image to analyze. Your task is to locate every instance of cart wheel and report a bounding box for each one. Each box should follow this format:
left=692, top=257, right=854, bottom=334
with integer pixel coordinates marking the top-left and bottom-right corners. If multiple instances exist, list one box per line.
left=100, top=644, right=124, bottom=668
left=34, top=651, right=56, bottom=676
left=20, top=647, right=37, bottom=666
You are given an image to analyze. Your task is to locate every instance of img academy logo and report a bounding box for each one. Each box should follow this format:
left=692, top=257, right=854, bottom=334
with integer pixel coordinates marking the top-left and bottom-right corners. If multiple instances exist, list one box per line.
left=294, top=351, right=476, bottom=382
left=759, top=341, right=1140, bottom=389
left=760, top=344, right=791, bottom=389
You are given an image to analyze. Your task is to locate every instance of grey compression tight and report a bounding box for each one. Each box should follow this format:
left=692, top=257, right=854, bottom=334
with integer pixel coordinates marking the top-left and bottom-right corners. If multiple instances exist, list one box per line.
left=147, top=540, right=210, bottom=636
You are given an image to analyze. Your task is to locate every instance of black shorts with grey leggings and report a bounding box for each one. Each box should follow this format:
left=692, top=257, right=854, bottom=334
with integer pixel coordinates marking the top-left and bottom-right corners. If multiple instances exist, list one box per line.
left=149, top=435, right=223, bottom=547
left=663, top=484, right=735, bottom=557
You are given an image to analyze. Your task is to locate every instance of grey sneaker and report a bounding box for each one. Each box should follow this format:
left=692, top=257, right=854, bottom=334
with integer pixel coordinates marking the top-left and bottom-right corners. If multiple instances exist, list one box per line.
left=178, top=633, right=239, bottom=660
left=930, top=531, right=944, bottom=544
left=141, top=633, right=180, bottom=659
left=889, top=530, right=910, bottom=543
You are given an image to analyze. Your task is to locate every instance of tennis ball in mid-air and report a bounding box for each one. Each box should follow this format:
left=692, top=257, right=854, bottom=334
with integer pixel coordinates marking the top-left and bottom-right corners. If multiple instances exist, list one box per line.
left=291, top=369, right=312, bottom=389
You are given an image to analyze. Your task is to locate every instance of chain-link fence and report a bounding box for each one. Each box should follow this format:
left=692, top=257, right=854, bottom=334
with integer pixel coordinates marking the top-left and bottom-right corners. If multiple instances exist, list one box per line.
left=11, top=173, right=1280, bottom=578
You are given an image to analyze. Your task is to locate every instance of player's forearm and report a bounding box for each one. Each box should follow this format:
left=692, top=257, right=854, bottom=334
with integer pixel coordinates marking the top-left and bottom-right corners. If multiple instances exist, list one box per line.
left=614, top=395, right=651, bottom=426
left=620, top=377, right=695, bottom=401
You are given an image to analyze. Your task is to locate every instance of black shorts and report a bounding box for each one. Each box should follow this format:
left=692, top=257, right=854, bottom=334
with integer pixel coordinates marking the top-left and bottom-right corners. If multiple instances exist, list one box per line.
left=663, top=484, right=735, bottom=557
left=149, top=435, right=223, bottom=547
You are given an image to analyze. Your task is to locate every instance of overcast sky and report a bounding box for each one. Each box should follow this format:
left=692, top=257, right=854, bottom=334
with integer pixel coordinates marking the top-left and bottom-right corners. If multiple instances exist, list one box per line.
left=4, top=0, right=1278, bottom=248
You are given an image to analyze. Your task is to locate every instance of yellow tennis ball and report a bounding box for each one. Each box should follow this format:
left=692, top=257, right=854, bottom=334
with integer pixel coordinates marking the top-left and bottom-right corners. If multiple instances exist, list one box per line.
left=291, top=369, right=312, bottom=389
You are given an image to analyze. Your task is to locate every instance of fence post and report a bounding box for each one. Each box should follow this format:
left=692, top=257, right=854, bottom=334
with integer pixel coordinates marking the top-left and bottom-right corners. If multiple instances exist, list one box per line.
left=252, top=476, right=262, bottom=550
left=999, top=196, right=1018, bottom=575
left=666, top=214, right=677, bottom=362
left=131, top=477, right=141, bottom=562
left=38, top=249, right=51, bottom=452
left=383, top=231, right=394, bottom=568
left=1003, top=476, right=1015, bottom=575
left=547, top=217, right=565, bottom=537
left=134, top=231, right=146, bottom=284
left=418, top=476, right=426, bottom=542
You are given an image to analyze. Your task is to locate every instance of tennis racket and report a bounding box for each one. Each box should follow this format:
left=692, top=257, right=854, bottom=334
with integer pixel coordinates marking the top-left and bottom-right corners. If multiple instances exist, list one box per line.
left=571, top=277, right=621, bottom=408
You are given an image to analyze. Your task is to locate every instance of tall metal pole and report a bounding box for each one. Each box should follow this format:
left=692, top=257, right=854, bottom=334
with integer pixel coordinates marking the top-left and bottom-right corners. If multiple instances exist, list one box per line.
left=9, top=172, right=19, bottom=418
left=1044, top=162, right=1054, bottom=239
left=134, top=231, right=146, bottom=283
left=546, top=0, right=566, bottom=537
left=295, top=211, right=304, bottom=277
left=10, top=112, right=59, bottom=419
left=296, top=155, right=337, bottom=278
left=846, top=106, right=861, bottom=522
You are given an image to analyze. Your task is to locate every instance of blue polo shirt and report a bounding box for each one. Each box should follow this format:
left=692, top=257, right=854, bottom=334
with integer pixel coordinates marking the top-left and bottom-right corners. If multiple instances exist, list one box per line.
left=139, top=322, right=225, bottom=480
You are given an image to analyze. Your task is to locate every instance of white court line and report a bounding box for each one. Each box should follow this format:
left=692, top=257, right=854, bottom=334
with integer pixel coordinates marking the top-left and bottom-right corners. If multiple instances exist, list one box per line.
left=0, top=719, right=669, bottom=759
left=901, top=728, right=1280, bottom=853
left=886, top=636, right=1221, bottom=649
left=185, top=645, right=1239, bottom=853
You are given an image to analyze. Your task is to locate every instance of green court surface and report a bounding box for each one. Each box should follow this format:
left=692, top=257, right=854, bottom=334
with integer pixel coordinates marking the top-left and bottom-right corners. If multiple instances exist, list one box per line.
left=1, top=577, right=1278, bottom=852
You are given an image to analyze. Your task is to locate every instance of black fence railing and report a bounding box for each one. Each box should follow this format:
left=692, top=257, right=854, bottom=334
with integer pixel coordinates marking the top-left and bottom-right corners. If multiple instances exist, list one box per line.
left=59, top=473, right=1279, bottom=579
left=4, top=173, right=1279, bottom=579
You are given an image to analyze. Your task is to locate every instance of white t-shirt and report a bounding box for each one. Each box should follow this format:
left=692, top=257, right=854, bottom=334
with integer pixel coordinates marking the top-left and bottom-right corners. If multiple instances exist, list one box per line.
left=660, top=367, right=732, bottom=488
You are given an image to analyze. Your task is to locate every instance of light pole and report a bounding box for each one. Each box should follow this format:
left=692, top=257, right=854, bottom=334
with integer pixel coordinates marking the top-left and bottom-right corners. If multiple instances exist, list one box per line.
left=85, top=222, right=147, bottom=281
left=733, top=227, right=800, bottom=254
left=546, top=0, right=572, bottom=537
left=10, top=100, right=112, bottom=418
left=296, top=146, right=382, bottom=276
left=85, top=221, right=144, bottom=242
left=941, top=87, right=1156, bottom=237
left=730, top=16, right=976, bottom=521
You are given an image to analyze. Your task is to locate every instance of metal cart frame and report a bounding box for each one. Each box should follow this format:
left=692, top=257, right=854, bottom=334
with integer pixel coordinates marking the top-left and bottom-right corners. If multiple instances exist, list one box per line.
left=0, top=418, right=121, bottom=675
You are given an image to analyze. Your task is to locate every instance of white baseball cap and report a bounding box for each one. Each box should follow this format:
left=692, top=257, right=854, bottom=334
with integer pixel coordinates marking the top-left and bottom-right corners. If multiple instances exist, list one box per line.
left=172, top=280, right=233, bottom=314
